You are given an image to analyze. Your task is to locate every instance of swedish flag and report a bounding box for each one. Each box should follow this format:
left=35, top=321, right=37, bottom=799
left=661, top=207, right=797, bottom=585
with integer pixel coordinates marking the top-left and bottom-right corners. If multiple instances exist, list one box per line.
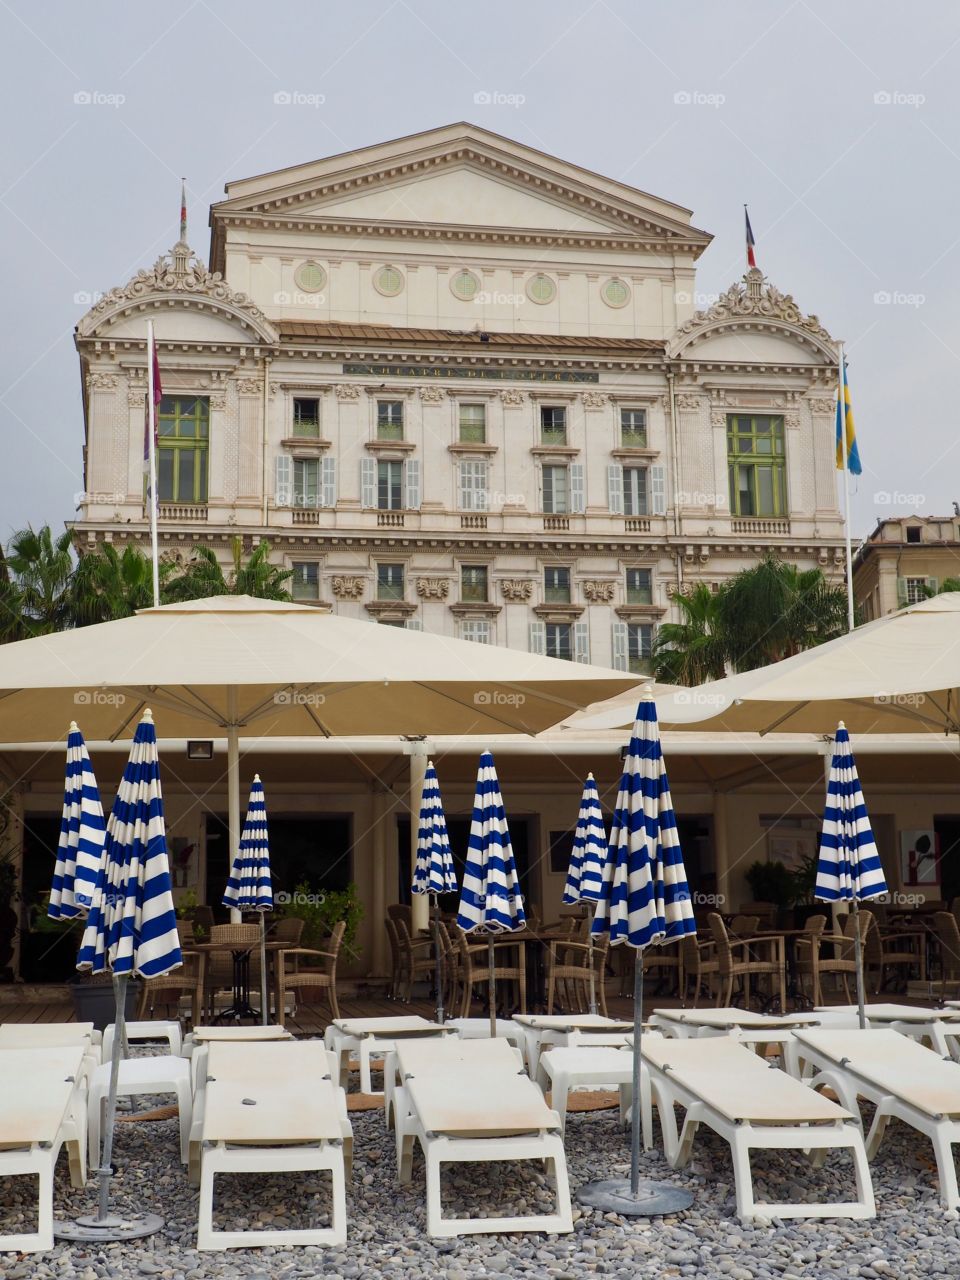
left=836, top=362, right=862, bottom=475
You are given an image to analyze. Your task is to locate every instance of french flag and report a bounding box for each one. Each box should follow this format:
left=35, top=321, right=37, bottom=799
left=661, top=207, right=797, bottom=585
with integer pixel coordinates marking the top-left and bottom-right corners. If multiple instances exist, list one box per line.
left=745, top=207, right=757, bottom=268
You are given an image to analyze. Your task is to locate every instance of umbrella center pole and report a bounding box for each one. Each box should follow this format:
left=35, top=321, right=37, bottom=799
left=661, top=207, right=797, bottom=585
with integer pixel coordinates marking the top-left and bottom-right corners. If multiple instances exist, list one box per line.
left=852, top=898, right=866, bottom=1030
left=433, top=894, right=444, bottom=1024
left=631, top=950, right=644, bottom=1197
left=588, top=932, right=597, bottom=1017
left=488, top=933, right=497, bottom=1038
left=96, top=973, right=127, bottom=1222
left=259, top=913, right=269, bottom=1026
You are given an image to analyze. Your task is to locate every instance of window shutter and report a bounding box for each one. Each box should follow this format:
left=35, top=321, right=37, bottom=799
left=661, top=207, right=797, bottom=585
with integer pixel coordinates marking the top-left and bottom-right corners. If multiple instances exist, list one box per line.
left=611, top=621, right=628, bottom=671
left=360, top=457, right=377, bottom=509
left=927, top=577, right=939, bottom=596
left=528, top=620, right=546, bottom=655
left=573, top=620, right=590, bottom=664
left=321, top=456, right=337, bottom=508
left=896, top=576, right=909, bottom=607
left=274, top=454, right=292, bottom=507
left=462, top=619, right=491, bottom=644
left=569, top=462, right=585, bottom=514
left=607, top=464, right=624, bottom=515
left=404, top=458, right=421, bottom=511
left=458, top=460, right=470, bottom=511
left=651, top=465, right=666, bottom=515
left=405, top=618, right=422, bottom=631
left=458, top=460, right=489, bottom=511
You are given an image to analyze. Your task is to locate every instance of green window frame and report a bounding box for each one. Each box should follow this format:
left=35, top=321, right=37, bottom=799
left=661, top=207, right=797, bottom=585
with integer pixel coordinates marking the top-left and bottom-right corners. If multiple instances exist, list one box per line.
left=291, top=562, right=320, bottom=600
left=157, top=396, right=209, bottom=503
left=626, top=567, right=652, bottom=605
left=377, top=562, right=405, bottom=600
left=459, top=403, right=486, bottom=444
left=461, top=565, right=488, bottom=603
left=544, top=566, right=571, bottom=604
left=620, top=408, right=647, bottom=447
left=292, top=397, right=320, bottom=438
left=377, top=400, right=404, bottom=440
left=627, top=623, right=653, bottom=675
left=727, top=414, right=786, bottom=517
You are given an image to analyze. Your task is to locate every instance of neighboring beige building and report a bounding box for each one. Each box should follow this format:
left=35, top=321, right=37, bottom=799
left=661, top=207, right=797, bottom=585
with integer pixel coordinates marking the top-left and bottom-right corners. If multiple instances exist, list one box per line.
left=73, top=122, right=846, bottom=675
left=854, top=514, right=960, bottom=620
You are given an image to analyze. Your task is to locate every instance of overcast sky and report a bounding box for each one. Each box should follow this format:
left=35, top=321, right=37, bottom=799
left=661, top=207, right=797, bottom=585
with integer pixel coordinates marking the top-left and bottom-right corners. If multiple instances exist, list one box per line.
left=2, top=0, right=958, bottom=543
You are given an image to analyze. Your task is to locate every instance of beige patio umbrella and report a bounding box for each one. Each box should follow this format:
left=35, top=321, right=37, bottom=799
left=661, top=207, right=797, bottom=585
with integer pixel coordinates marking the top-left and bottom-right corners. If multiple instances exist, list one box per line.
left=0, top=596, right=637, bottom=916
left=575, top=594, right=960, bottom=737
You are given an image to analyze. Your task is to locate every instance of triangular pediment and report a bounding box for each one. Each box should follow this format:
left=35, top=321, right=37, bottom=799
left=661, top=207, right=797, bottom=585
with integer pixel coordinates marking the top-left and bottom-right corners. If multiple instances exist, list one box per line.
left=211, top=122, right=712, bottom=249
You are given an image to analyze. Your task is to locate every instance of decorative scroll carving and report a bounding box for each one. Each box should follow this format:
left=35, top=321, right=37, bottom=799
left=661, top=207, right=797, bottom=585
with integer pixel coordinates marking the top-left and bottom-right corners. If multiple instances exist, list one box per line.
left=236, top=378, right=261, bottom=396
left=582, top=580, right=616, bottom=603
left=581, top=391, right=608, bottom=410
left=419, top=386, right=444, bottom=404
left=677, top=268, right=834, bottom=343
left=500, top=388, right=526, bottom=407
left=500, top=578, right=533, bottom=601
left=86, top=372, right=118, bottom=391
left=808, top=397, right=835, bottom=415
left=675, top=393, right=702, bottom=412
left=415, top=576, right=450, bottom=600
left=335, top=383, right=361, bottom=401
left=331, top=574, right=365, bottom=600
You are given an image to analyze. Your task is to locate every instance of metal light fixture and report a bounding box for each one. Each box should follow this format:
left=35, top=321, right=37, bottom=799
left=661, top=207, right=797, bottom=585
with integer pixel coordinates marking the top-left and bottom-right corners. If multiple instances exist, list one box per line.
left=186, top=740, right=214, bottom=760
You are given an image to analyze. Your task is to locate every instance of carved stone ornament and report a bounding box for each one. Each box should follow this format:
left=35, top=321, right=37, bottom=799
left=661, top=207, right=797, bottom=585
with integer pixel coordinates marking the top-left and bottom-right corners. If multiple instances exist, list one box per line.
left=500, top=578, right=533, bottom=601
left=675, top=393, right=702, bottom=412
left=419, top=386, right=445, bottom=404
left=710, top=409, right=727, bottom=428
left=127, top=389, right=145, bottom=407
left=677, top=268, right=834, bottom=344
left=784, top=410, right=801, bottom=430
left=581, top=391, right=608, bottom=410
left=415, top=576, right=450, bottom=600
left=582, top=580, right=616, bottom=603
left=500, top=388, right=526, bottom=407
left=81, top=241, right=271, bottom=332
left=236, top=378, right=261, bottom=396
left=335, top=383, right=361, bottom=401
left=209, top=393, right=227, bottom=411
left=86, top=372, right=118, bottom=391
left=808, top=397, right=835, bottom=415
left=331, top=574, right=365, bottom=600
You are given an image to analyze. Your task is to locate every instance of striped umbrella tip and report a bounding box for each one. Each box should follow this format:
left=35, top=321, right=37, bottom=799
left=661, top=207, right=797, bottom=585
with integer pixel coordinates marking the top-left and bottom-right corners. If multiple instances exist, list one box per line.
left=69, top=720, right=79, bottom=733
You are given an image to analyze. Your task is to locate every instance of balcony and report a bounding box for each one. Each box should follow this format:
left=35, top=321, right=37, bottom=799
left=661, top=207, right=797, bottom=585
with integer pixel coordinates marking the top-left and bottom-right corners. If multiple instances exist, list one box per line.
left=377, top=511, right=405, bottom=528
left=461, top=514, right=488, bottom=531
left=543, top=515, right=570, bottom=532
left=292, top=509, right=320, bottom=526
left=625, top=517, right=651, bottom=534
left=732, top=518, right=790, bottom=536
left=158, top=503, right=206, bottom=522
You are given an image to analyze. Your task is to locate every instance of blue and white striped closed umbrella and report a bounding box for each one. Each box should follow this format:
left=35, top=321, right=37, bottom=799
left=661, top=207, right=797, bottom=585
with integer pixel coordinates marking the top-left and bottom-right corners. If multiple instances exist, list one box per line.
left=457, top=751, right=525, bottom=1035
left=48, top=722, right=106, bottom=920
left=413, top=761, right=457, bottom=1021
left=816, top=722, right=886, bottom=1028
left=589, top=693, right=695, bottom=1202
left=413, top=762, right=458, bottom=897
left=223, top=775, right=273, bottom=911
left=562, top=773, right=606, bottom=906
left=77, top=710, right=182, bottom=979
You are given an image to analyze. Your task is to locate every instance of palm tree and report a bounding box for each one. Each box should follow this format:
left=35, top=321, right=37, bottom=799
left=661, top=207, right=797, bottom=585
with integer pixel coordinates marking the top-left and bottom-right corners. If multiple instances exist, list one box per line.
left=164, top=539, right=291, bottom=602
left=72, top=543, right=162, bottom=625
left=4, top=526, right=74, bottom=636
left=653, top=582, right=729, bottom=685
left=0, top=548, right=25, bottom=643
left=718, top=553, right=847, bottom=672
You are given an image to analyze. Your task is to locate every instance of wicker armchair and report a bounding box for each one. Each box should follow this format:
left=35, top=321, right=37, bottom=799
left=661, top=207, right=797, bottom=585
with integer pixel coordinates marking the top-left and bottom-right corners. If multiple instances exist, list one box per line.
left=862, top=908, right=926, bottom=992
left=453, top=927, right=526, bottom=1017
left=275, top=921, right=345, bottom=1025
left=796, top=911, right=868, bottom=1006
left=545, top=934, right=609, bottom=1016
left=793, top=913, right=828, bottom=1003
left=204, top=923, right=260, bottom=1019
left=136, top=920, right=206, bottom=1024
left=678, top=933, right=720, bottom=1007
left=395, top=916, right=435, bottom=1002
left=707, top=912, right=785, bottom=1011
left=933, top=912, right=960, bottom=998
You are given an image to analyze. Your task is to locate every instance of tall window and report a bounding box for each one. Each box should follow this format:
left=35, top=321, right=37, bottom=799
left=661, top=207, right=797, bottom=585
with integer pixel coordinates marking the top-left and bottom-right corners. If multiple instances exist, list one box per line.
left=377, top=460, right=403, bottom=510
left=542, top=465, right=569, bottom=514
left=458, top=459, right=489, bottom=511
left=291, top=562, right=320, bottom=601
left=459, top=403, right=486, bottom=444
left=544, top=566, right=571, bottom=604
left=623, top=466, right=648, bottom=516
left=626, top=567, right=653, bottom=605
left=620, top=408, right=647, bottom=447
left=461, top=619, right=491, bottom=644
left=377, top=400, right=404, bottom=441
left=157, top=396, right=209, bottom=503
left=727, top=415, right=786, bottom=517
left=376, top=563, right=405, bottom=600
left=292, top=397, right=320, bottom=438
left=545, top=622, right=572, bottom=661
left=461, top=565, right=488, bottom=603
left=904, top=576, right=929, bottom=604
left=540, top=405, right=567, bottom=445
left=293, top=458, right=319, bottom=507
left=627, top=623, right=653, bottom=674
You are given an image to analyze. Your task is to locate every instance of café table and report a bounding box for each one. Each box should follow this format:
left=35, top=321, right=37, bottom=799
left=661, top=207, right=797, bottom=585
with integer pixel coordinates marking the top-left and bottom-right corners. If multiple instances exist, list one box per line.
left=191, top=939, right=287, bottom=1023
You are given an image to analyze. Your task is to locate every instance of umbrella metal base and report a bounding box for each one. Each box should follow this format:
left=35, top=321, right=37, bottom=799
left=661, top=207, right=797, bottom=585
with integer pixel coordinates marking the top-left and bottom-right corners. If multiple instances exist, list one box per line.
left=577, top=1178, right=693, bottom=1216
left=55, top=1212, right=164, bottom=1242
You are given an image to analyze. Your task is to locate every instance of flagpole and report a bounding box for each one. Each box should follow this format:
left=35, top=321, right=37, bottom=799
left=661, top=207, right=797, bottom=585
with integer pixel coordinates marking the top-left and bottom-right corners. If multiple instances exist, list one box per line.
left=147, top=320, right=160, bottom=608
left=838, top=342, right=855, bottom=632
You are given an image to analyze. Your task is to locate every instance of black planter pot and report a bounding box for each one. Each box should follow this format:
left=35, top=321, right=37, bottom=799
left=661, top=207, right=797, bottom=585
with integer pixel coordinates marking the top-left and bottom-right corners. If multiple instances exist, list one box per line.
left=70, top=978, right=142, bottom=1031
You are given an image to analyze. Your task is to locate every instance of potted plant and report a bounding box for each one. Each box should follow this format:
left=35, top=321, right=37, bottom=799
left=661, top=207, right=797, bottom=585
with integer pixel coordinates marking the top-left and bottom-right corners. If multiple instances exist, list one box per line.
left=744, top=859, right=796, bottom=926
left=176, top=888, right=210, bottom=941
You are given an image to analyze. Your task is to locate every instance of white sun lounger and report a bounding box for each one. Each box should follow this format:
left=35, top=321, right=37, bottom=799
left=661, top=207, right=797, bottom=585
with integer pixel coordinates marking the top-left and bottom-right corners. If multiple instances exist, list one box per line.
left=0, top=1046, right=88, bottom=1253
left=385, top=1035, right=525, bottom=1131
left=652, top=1007, right=825, bottom=1077
left=538, top=1045, right=651, bottom=1144
left=197, top=1040, right=351, bottom=1250
left=183, top=1024, right=293, bottom=1090
left=0, top=1022, right=101, bottom=1085
left=642, top=1036, right=875, bottom=1223
left=391, top=1037, right=572, bottom=1237
left=814, top=1004, right=960, bottom=1059
left=326, top=1016, right=457, bottom=1094
left=794, top=1028, right=960, bottom=1209
left=513, top=1014, right=634, bottom=1082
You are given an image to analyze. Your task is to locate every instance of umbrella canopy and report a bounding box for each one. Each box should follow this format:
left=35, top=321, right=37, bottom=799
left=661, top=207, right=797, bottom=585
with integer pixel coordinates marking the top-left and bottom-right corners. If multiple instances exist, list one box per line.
left=412, top=762, right=458, bottom=897
left=77, top=711, right=182, bottom=979
left=815, top=723, right=887, bottom=904
left=457, top=751, right=526, bottom=935
left=562, top=773, right=606, bottom=905
left=48, top=722, right=106, bottom=920
left=222, top=775, right=273, bottom=911
left=591, top=697, right=696, bottom=948
left=0, top=596, right=636, bottom=740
